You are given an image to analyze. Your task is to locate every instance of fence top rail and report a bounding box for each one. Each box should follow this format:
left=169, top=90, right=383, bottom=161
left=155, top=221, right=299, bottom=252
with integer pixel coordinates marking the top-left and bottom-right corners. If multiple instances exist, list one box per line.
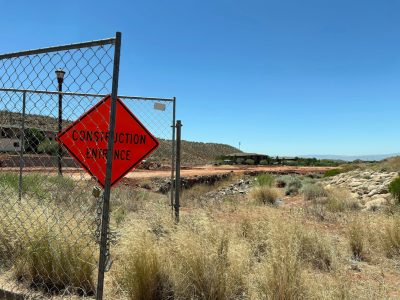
left=0, top=37, right=116, bottom=60
left=0, top=88, right=175, bottom=102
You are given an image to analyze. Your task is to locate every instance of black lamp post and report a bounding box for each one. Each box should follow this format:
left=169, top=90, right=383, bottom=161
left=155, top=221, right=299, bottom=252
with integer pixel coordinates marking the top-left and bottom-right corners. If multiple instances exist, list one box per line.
left=55, top=68, right=65, bottom=176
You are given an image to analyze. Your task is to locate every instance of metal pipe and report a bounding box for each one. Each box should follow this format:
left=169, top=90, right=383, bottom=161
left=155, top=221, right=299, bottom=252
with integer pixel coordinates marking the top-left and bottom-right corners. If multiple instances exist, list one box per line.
left=18, top=92, right=26, bottom=201
left=174, top=120, right=182, bottom=223
left=57, top=82, right=63, bottom=176
left=0, top=38, right=116, bottom=60
left=96, top=31, right=122, bottom=300
left=0, top=88, right=174, bottom=102
left=170, top=97, right=176, bottom=216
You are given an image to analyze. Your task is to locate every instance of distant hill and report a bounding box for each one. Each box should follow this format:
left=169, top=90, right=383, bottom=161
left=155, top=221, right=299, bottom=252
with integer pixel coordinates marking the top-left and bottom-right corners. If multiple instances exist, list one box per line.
left=0, top=110, right=62, bottom=131
left=0, top=110, right=241, bottom=165
left=152, top=139, right=241, bottom=165
left=301, top=154, right=400, bottom=162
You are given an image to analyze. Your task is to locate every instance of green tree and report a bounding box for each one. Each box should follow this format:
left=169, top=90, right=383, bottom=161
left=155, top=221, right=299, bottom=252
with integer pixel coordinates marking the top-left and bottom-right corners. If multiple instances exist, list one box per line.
left=25, top=128, right=45, bottom=153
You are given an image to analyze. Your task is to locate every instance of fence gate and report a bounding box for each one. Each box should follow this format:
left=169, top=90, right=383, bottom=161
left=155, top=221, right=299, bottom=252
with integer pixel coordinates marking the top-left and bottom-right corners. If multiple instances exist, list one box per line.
left=0, top=33, right=177, bottom=299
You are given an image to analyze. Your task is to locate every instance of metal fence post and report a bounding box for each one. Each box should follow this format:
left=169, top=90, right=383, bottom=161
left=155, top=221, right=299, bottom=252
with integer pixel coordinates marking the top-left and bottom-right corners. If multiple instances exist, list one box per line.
left=170, top=97, right=176, bottom=216
left=18, top=91, right=26, bottom=201
left=57, top=79, right=64, bottom=176
left=96, top=31, right=122, bottom=300
left=174, top=120, right=182, bottom=223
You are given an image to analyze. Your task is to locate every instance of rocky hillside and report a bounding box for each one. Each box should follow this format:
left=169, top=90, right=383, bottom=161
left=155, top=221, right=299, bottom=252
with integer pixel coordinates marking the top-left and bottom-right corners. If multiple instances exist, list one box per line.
left=152, top=139, right=241, bottom=165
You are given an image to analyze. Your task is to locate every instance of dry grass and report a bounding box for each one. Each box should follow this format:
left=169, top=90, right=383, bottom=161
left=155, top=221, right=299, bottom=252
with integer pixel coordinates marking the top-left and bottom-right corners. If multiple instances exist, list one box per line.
left=373, top=156, right=400, bottom=172
left=348, top=219, right=369, bottom=261
left=2, top=173, right=400, bottom=299
left=302, top=183, right=328, bottom=201
left=0, top=199, right=95, bottom=296
left=256, top=236, right=307, bottom=299
left=115, top=233, right=172, bottom=300
left=250, top=186, right=280, bottom=205
left=382, top=217, right=400, bottom=258
left=296, top=228, right=335, bottom=271
left=325, top=188, right=361, bottom=212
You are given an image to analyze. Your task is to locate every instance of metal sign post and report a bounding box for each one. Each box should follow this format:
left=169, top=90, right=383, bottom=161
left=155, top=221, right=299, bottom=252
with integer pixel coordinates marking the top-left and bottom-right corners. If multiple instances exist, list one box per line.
left=96, top=31, right=121, bottom=300
left=174, top=120, right=182, bottom=223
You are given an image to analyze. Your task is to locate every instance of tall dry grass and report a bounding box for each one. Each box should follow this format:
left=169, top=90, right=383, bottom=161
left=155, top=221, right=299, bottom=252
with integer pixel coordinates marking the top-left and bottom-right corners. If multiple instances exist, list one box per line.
left=0, top=197, right=96, bottom=296
left=382, top=217, right=400, bottom=258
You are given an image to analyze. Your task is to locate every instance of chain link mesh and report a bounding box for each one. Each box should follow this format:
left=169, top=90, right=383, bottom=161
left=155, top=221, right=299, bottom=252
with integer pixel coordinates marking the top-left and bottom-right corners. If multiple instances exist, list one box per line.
left=0, top=39, right=175, bottom=298
left=0, top=40, right=105, bottom=299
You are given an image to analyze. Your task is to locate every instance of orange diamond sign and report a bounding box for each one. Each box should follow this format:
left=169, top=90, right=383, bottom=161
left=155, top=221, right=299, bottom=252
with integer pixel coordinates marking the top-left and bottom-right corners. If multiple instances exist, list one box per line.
left=57, top=95, right=159, bottom=188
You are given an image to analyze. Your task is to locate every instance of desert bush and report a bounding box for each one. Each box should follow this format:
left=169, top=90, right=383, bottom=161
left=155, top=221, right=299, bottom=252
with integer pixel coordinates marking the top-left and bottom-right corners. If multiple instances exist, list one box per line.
left=169, top=231, right=246, bottom=300
left=5, top=203, right=96, bottom=296
left=256, top=173, right=274, bottom=187
left=382, top=217, right=400, bottom=258
left=389, top=176, right=400, bottom=204
left=297, top=228, right=334, bottom=271
left=348, top=220, right=368, bottom=261
left=304, top=202, right=329, bottom=222
left=251, top=186, right=279, bottom=205
left=284, top=176, right=302, bottom=195
left=325, top=188, right=361, bottom=212
left=15, top=231, right=95, bottom=295
left=257, top=231, right=307, bottom=299
left=302, top=183, right=327, bottom=201
left=37, top=139, right=59, bottom=155
left=260, top=159, right=269, bottom=165
left=245, top=159, right=255, bottom=165
left=323, top=169, right=342, bottom=177
left=116, top=235, right=172, bottom=300
left=275, top=175, right=289, bottom=188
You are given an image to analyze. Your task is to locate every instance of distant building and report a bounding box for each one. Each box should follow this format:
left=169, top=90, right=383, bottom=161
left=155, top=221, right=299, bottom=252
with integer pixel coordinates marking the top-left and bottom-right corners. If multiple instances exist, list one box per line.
left=224, top=153, right=271, bottom=164
left=221, top=153, right=300, bottom=165
left=0, top=124, right=56, bottom=152
left=0, top=126, right=21, bottom=152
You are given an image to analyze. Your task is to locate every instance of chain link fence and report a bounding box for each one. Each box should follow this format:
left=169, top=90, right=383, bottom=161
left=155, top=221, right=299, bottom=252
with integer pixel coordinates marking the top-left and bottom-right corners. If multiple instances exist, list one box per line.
left=0, top=35, right=176, bottom=299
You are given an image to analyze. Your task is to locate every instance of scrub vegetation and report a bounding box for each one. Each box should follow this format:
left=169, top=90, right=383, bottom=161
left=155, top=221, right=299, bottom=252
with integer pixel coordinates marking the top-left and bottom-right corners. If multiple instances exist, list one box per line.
left=0, top=170, right=400, bottom=299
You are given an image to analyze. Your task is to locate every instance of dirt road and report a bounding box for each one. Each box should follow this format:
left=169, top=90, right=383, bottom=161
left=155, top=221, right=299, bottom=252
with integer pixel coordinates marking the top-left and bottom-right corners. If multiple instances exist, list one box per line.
left=1, top=165, right=333, bottom=180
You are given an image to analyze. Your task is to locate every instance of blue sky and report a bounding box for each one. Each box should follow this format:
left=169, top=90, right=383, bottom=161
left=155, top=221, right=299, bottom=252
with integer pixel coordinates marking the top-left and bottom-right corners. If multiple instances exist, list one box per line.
left=0, top=0, right=399, bottom=156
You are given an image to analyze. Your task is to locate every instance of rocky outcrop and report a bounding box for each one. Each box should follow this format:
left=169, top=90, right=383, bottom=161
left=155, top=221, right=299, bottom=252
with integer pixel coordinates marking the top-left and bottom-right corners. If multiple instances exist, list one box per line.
left=324, top=170, right=397, bottom=210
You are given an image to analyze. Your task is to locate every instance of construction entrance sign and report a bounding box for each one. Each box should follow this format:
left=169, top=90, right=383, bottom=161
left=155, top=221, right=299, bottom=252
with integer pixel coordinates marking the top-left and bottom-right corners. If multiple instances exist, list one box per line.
left=57, top=95, right=160, bottom=188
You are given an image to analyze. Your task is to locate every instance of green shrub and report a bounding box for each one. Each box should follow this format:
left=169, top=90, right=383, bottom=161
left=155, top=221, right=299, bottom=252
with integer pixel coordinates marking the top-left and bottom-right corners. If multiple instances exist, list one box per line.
left=260, top=159, right=269, bottom=165
left=236, top=158, right=245, bottom=165
left=245, top=159, right=255, bottom=165
left=302, top=184, right=327, bottom=201
left=38, top=140, right=59, bottom=155
left=323, top=169, right=343, bottom=177
left=256, top=174, right=275, bottom=187
left=389, top=176, right=400, bottom=204
left=24, top=128, right=45, bottom=153
left=284, top=176, right=302, bottom=195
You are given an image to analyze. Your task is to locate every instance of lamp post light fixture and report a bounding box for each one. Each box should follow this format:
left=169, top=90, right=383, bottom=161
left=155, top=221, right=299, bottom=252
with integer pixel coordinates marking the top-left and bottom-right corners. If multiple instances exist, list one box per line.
left=55, top=68, right=65, bottom=176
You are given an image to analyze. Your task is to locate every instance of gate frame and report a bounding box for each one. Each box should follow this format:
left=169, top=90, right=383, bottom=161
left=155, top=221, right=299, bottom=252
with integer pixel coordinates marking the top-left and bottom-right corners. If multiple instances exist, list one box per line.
left=0, top=32, right=179, bottom=299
